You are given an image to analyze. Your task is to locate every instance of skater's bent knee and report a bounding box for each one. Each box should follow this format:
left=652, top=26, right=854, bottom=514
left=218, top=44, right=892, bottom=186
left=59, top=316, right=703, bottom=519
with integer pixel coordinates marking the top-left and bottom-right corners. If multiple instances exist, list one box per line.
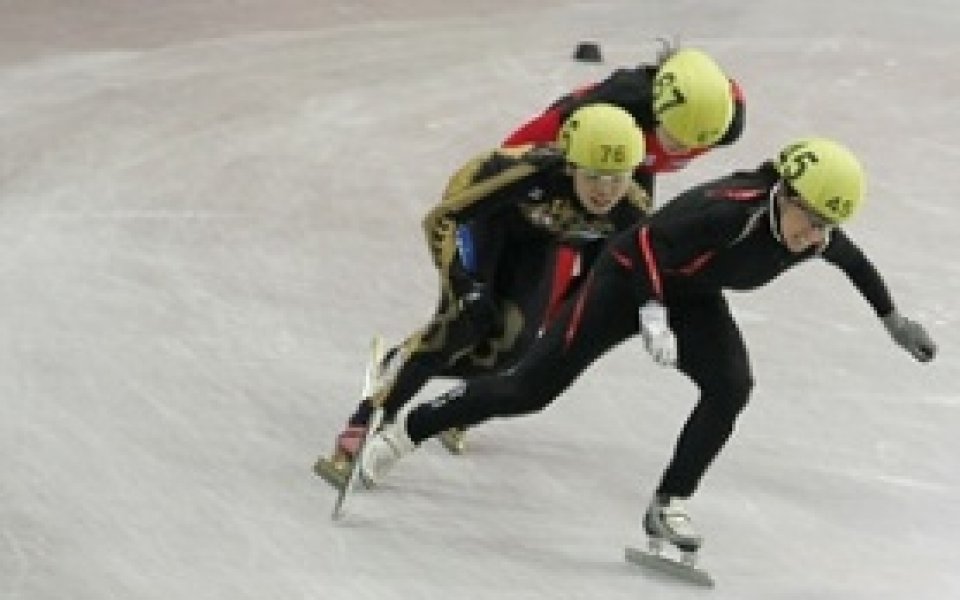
left=700, top=373, right=753, bottom=416
left=726, top=373, right=753, bottom=407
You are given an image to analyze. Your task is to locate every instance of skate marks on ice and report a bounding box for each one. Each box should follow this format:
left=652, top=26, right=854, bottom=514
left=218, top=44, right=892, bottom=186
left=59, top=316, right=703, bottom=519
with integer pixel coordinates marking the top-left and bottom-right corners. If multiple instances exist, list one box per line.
left=624, top=544, right=715, bottom=588
left=311, top=335, right=385, bottom=520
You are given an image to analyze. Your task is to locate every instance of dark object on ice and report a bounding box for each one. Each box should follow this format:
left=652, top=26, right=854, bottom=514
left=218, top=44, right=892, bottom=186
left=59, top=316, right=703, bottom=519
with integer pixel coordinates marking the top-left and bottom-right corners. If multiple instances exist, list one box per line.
left=573, top=41, right=602, bottom=62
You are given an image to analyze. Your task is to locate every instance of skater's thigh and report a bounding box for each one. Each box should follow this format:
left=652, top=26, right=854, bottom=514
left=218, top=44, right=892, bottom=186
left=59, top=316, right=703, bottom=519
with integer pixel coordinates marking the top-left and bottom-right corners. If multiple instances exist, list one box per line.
left=671, top=294, right=752, bottom=389
left=510, top=267, right=638, bottom=400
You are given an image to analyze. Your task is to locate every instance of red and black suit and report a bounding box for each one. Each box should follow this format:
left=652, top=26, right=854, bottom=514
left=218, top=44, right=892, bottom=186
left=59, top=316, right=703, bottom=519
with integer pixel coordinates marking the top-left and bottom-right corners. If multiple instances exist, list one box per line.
left=503, top=65, right=747, bottom=196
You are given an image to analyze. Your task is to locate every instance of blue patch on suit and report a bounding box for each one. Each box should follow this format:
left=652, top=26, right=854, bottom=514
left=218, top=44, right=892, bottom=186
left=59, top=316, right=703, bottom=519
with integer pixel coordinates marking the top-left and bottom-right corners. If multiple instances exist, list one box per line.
left=455, top=224, right=477, bottom=274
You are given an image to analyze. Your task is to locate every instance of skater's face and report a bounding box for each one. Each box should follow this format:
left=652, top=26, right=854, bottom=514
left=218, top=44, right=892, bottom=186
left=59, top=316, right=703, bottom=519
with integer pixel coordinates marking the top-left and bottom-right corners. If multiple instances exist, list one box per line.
left=572, top=167, right=632, bottom=215
left=777, top=186, right=833, bottom=253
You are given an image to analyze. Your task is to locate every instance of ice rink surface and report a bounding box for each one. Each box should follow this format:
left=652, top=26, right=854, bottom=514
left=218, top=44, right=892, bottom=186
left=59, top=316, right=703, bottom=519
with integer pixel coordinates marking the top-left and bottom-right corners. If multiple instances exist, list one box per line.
left=1, top=1, right=958, bottom=598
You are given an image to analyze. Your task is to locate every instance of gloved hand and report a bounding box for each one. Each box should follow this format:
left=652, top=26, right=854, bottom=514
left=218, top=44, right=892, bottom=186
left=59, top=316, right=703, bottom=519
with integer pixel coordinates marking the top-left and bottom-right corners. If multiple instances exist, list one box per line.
left=639, top=300, right=677, bottom=367
left=458, top=280, right=498, bottom=335
left=882, top=311, right=937, bottom=363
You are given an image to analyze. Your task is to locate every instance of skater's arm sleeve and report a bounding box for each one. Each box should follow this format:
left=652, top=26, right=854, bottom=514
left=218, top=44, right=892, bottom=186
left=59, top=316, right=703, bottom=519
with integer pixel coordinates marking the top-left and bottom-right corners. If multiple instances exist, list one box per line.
left=503, top=107, right=564, bottom=146
left=421, top=148, right=544, bottom=274
left=505, top=68, right=648, bottom=147
left=820, top=229, right=896, bottom=316
left=449, top=213, right=506, bottom=289
left=566, top=69, right=654, bottom=123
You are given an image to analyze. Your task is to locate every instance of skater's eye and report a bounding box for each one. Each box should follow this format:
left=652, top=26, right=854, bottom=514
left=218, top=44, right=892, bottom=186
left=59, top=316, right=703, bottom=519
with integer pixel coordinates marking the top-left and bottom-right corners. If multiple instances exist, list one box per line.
left=788, top=196, right=833, bottom=232
left=579, top=168, right=631, bottom=185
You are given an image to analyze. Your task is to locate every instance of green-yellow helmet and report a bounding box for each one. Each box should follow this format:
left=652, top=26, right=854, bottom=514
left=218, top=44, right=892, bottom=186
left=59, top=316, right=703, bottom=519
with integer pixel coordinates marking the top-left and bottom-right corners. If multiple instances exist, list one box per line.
left=653, top=48, right=734, bottom=148
left=558, top=103, right=645, bottom=172
left=775, top=137, right=866, bottom=224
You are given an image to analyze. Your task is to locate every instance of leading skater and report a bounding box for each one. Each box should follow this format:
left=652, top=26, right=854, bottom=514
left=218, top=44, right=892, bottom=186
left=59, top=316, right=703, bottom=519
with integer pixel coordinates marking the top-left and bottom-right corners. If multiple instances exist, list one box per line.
left=358, top=137, right=937, bottom=554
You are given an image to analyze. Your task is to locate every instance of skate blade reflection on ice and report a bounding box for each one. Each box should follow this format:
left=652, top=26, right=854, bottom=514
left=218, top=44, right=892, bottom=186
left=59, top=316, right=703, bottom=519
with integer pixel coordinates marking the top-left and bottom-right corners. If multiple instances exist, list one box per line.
left=624, top=545, right=715, bottom=588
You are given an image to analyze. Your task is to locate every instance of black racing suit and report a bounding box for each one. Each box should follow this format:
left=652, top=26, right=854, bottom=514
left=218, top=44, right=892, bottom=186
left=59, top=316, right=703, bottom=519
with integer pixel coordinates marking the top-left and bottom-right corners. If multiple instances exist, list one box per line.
left=348, top=144, right=651, bottom=427
left=404, top=162, right=895, bottom=498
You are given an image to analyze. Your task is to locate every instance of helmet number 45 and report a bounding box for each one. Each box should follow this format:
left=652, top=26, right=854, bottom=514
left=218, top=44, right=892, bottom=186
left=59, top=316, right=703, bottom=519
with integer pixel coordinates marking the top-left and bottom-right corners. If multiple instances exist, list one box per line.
left=779, top=146, right=818, bottom=181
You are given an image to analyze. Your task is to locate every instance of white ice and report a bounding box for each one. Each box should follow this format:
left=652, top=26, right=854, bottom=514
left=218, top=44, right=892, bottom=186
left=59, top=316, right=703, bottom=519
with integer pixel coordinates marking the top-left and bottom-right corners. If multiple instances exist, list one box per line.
left=1, top=1, right=958, bottom=599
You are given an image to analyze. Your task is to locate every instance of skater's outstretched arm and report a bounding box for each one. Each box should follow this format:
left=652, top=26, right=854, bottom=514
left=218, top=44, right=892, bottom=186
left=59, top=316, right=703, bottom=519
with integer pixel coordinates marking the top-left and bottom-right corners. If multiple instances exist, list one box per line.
left=821, top=230, right=937, bottom=362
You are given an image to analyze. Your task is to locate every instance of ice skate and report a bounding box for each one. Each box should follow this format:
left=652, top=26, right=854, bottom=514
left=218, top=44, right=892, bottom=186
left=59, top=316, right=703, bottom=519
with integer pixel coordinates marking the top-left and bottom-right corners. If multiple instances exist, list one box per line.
left=317, top=341, right=407, bottom=493
left=313, top=425, right=368, bottom=490
left=323, top=335, right=386, bottom=520
left=357, top=420, right=416, bottom=487
left=643, top=494, right=703, bottom=554
left=625, top=495, right=713, bottom=587
left=437, top=427, right=467, bottom=454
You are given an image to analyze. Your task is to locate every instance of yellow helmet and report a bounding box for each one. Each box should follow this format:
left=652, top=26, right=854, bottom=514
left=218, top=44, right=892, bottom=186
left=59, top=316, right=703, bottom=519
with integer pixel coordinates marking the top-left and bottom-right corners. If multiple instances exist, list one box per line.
left=558, top=103, right=645, bottom=171
left=653, top=48, right=734, bottom=148
left=775, top=137, right=866, bottom=224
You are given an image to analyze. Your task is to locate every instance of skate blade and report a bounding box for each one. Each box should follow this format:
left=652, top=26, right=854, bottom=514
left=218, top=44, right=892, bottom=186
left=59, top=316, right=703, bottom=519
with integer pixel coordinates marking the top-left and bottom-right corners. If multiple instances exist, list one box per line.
left=438, top=428, right=466, bottom=455
left=328, top=335, right=387, bottom=520
left=332, top=408, right=385, bottom=520
left=313, top=456, right=350, bottom=491
left=625, top=546, right=714, bottom=588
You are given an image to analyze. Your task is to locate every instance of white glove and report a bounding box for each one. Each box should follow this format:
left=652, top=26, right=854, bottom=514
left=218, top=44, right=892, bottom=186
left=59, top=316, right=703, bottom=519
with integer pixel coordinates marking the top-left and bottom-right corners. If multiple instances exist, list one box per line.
left=639, top=300, right=677, bottom=367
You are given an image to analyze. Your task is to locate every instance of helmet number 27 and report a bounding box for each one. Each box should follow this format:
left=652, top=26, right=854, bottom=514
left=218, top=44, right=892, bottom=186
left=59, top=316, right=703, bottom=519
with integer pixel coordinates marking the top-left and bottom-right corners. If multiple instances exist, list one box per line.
left=653, top=72, right=687, bottom=115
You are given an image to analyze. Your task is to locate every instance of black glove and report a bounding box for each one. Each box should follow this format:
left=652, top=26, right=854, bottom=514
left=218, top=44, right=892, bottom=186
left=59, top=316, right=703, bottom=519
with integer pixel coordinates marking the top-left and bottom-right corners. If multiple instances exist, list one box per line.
left=882, top=311, right=937, bottom=363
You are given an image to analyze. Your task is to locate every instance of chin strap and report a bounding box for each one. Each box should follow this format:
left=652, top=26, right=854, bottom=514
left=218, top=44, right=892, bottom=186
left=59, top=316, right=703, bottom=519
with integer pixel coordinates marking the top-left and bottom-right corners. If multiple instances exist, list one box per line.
left=769, top=181, right=833, bottom=253
left=768, top=182, right=784, bottom=244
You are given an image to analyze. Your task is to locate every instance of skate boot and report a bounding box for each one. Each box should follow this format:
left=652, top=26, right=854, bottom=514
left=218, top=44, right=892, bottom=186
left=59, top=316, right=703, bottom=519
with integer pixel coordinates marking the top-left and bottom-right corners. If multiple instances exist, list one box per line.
left=358, top=420, right=416, bottom=487
left=643, top=494, right=703, bottom=563
left=625, top=495, right=713, bottom=587
left=437, top=427, right=467, bottom=454
left=312, top=425, right=368, bottom=489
